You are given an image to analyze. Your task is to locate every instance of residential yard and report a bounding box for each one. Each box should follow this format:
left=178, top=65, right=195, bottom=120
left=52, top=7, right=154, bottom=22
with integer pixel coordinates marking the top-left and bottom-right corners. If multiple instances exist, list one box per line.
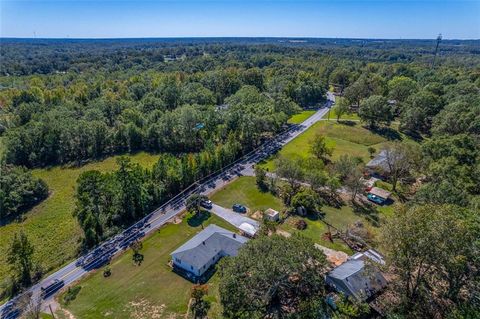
left=209, top=176, right=383, bottom=254
left=210, top=176, right=285, bottom=212
left=287, top=110, right=317, bottom=124
left=59, top=213, right=234, bottom=319
left=0, top=152, right=160, bottom=282
left=261, top=121, right=389, bottom=171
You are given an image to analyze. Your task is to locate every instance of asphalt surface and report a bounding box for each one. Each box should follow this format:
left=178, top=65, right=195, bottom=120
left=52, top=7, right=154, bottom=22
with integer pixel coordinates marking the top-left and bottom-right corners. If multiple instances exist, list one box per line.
left=0, top=93, right=334, bottom=319
left=209, top=203, right=260, bottom=231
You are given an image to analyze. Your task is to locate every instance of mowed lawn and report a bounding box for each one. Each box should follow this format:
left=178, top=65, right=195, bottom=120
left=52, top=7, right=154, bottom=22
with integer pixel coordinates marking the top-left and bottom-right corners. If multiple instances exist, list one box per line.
left=210, top=176, right=285, bottom=212
left=0, top=152, right=160, bottom=281
left=322, top=107, right=361, bottom=121
left=208, top=176, right=375, bottom=254
left=287, top=110, right=317, bottom=124
left=261, top=121, right=388, bottom=171
left=60, top=214, right=234, bottom=319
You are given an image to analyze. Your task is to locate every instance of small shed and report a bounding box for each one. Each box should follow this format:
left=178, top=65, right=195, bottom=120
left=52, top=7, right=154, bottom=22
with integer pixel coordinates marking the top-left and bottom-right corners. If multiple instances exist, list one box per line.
left=368, top=187, right=391, bottom=200
left=264, top=208, right=280, bottom=222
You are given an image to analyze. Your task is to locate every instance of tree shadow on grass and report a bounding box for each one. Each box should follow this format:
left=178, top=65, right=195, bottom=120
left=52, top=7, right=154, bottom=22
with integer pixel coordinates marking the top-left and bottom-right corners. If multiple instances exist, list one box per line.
left=338, top=120, right=357, bottom=127
left=187, top=211, right=211, bottom=227
left=352, top=200, right=380, bottom=227
left=371, top=126, right=402, bottom=141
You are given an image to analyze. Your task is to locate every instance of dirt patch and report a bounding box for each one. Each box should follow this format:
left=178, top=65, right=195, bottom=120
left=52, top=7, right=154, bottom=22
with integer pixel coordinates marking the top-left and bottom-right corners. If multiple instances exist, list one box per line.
left=124, top=298, right=177, bottom=319
left=276, top=229, right=291, bottom=238
left=250, top=210, right=263, bottom=220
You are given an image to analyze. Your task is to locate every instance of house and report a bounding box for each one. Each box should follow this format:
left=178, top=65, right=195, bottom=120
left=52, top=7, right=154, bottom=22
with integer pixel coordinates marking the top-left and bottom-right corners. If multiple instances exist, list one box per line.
left=367, top=187, right=391, bottom=205
left=325, top=250, right=387, bottom=301
left=264, top=208, right=280, bottom=222
left=366, top=150, right=390, bottom=175
left=170, top=224, right=248, bottom=278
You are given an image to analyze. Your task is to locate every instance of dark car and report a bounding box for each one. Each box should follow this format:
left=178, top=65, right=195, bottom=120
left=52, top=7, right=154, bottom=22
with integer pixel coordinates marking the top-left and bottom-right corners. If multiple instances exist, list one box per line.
left=200, top=199, right=213, bottom=209
left=232, top=204, right=247, bottom=213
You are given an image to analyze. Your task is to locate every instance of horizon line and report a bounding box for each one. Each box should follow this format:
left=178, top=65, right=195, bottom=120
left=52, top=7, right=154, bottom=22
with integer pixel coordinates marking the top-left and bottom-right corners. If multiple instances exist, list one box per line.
left=1, top=36, right=479, bottom=41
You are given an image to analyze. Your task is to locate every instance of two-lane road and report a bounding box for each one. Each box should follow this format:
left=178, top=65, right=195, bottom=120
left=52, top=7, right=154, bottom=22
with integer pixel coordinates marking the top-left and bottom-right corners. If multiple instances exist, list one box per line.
left=0, top=94, right=334, bottom=319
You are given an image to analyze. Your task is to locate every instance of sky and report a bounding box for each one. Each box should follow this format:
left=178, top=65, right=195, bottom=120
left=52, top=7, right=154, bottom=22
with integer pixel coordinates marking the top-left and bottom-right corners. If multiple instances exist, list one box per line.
left=1, top=0, right=479, bottom=39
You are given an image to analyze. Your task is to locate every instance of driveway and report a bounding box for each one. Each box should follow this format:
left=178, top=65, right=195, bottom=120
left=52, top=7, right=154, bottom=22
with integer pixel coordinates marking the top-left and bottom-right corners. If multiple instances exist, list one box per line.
left=209, top=203, right=260, bottom=232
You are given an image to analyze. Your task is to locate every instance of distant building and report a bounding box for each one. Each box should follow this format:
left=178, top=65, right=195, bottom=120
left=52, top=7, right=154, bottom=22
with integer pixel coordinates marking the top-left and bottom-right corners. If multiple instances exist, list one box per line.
left=170, top=224, right=248, bottom=278
left=264, top=208, right=280, bottom=222
left=366, top=150, right=390, bottom=174
left=325, top=250, right=387, bottom=301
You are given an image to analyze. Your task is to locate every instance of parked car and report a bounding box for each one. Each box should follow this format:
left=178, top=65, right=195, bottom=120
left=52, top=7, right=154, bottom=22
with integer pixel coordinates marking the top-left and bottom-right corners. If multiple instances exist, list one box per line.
left=367, top=193, right=385, bottom=205
left=232, top=204, right=247, bottom=213
left=200, top=199, right=213, bottom=209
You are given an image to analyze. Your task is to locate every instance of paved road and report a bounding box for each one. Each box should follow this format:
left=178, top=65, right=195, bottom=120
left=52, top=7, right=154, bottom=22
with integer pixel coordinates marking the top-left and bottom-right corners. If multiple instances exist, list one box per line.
left=0, top=93, right=334, bottom=319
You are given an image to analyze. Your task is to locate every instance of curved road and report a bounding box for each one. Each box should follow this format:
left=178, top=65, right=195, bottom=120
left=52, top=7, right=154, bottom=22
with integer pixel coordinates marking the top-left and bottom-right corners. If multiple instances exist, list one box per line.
left=0, top=93, right=334, bottom=319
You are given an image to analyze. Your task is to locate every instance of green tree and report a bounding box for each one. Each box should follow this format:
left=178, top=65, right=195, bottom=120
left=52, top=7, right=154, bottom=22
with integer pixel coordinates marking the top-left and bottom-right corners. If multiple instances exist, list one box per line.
left=310, top=134, right=333, bottom=162
left=190, top=284, right=211, bottom=319
left=130, top=240, right=144, bottom=266
left=219, top=234, right=328, bottom=319
left=186, top=193, right=208, bottom=216
left=381, top=142, right=420, bottom=191
left=254, top=166, right=268, bottom=191
left=388, top=76, right=417, bottom=104
left=7, top=231, right=35, bottom=288
left=291, top=189, right=322, bottom=215
left=381, top=205, right=480, bottom=318
left=358, top=95, right=394, bottom=128
left=335, top=96, right=351, bottom=122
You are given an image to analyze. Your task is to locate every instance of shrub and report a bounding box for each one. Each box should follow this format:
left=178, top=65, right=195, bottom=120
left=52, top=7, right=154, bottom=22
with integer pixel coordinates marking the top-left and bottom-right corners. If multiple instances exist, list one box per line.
left=295, top=219, right=307, bottom=230
left=63, top=286, right=81, bottom=305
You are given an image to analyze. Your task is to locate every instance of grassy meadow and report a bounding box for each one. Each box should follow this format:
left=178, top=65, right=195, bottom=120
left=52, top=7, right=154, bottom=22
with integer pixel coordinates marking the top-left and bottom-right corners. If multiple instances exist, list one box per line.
left=0, top=152, right=160, bottom=282
left=287, top=110, right=317, bottom=124
left=261, top=121, right=389, bottom=171
left=60, top=213, right=234, bottom=319
left=322, top=107, right=361, bottom=121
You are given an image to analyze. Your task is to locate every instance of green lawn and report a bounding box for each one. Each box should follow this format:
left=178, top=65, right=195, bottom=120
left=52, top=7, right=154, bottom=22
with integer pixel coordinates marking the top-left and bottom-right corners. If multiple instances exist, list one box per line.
left=287, top=110, right=317, bottom=124
left=322, top=107, right=361, bottom=121
left=261, top=121, right=388, bottom=171
left=210, top=176, right=285, bottom=212
left=60, top=213, right=234, bottom=319
left=0, top=152, right=160, bottom=282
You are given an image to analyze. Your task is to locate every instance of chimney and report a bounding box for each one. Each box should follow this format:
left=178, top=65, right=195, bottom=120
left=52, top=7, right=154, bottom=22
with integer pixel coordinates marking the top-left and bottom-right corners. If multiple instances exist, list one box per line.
left=202, top=241, right=205, bottom=245
left=233, top=233, right=236, bottom=238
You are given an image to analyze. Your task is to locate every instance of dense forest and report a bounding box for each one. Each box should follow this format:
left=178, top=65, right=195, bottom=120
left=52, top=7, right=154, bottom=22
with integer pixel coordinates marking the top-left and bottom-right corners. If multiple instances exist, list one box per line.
left=0, top=38, right=479, bottom=318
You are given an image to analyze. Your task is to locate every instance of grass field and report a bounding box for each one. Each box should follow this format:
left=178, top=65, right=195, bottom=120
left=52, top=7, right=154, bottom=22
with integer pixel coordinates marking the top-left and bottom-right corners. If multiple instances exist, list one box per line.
left=60, top=213, right=234, bottom=319
left=287, top=110, right=317, bottom=124
left=261, top=121, right=388, bottom=171
left=322, top=107, right=361, bottom=121
left=0, top=152, right=160, bottom=282
left=210, top=176, right=285, bottom=212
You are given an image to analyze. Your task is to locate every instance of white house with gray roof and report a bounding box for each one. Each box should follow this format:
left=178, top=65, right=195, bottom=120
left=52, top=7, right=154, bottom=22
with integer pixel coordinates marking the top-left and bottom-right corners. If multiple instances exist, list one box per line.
left=170, top=224, right=248, bottom=278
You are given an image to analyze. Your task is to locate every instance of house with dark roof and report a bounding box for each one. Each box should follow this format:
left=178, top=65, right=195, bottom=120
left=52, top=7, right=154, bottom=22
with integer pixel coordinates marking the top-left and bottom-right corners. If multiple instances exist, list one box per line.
left=366, top=150, right=390, bottom=175
left=170, top=224, right=248, bottom=279
left=325, top=250, right=387, bottom=301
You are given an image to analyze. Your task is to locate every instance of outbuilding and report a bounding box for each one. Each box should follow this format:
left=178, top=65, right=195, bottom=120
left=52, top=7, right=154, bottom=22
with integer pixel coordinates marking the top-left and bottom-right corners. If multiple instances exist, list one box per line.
left=264, top=208, right=280, bottom=222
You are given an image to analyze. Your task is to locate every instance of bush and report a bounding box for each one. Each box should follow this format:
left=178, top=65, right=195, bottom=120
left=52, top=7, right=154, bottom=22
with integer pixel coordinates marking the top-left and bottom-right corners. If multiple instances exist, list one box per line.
left=103, top=266, right=111, bottom=277
left=63, top=286, right=81, bottom=305
left=295, top=219, right=307, bottom=230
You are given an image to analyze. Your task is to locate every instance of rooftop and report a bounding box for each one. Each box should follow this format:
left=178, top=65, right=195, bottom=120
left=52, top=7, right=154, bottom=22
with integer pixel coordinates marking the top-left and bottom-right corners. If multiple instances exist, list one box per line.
left=171, top=224, right=248, bottom=270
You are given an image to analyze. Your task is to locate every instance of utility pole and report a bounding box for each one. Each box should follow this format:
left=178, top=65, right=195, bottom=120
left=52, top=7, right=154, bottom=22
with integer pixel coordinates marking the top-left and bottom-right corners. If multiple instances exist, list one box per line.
left=432, top=33, right=442, bottom=69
